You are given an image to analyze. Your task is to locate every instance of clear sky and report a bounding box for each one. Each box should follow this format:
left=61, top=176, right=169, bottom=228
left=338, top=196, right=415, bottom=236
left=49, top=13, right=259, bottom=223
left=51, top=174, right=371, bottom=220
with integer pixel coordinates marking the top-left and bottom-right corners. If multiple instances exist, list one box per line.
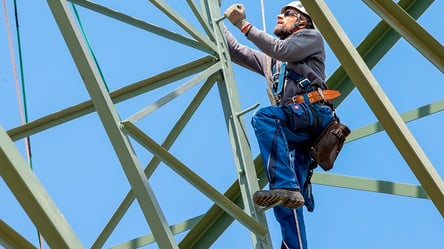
left=1, top=1, right=443, bottom=249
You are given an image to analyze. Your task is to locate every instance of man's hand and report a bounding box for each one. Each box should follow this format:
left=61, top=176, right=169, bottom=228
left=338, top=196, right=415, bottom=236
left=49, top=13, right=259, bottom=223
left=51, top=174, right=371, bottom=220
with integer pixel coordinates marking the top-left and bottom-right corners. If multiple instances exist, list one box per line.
left=225, top=4, right=249, bottom=30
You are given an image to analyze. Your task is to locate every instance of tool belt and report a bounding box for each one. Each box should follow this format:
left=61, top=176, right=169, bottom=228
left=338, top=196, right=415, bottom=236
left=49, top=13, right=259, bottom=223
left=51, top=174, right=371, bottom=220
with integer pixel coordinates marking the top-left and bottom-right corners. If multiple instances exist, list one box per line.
left=310, top=120, right=350, bottom=171
left=288, top=89, right=341, bottom=105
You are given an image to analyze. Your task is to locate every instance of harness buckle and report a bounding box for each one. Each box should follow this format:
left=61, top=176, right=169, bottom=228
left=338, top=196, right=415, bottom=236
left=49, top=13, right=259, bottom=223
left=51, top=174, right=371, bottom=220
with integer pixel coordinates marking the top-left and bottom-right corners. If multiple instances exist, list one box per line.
left=298, top=78, right=310, bottom=89
left=317, top=88, right=327, bottom=102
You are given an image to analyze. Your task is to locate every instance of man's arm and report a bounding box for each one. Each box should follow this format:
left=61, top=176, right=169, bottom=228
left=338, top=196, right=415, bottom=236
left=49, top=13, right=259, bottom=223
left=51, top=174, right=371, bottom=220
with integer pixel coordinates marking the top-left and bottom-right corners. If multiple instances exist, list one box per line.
left=246, top=27, right=324, bottom=63
left=224, top=3, right=323, bottom=67
left=224, top=26, right=268, bottom=77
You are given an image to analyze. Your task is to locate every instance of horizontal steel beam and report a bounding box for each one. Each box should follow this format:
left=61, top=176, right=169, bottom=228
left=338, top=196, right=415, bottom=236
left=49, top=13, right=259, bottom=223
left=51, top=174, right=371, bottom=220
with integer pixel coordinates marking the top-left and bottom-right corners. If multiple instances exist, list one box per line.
left=347, top=100, right=444, bottom=142
left=7, top=56, right=216, bottom=141
left=312, top=172, right=429, bottom=199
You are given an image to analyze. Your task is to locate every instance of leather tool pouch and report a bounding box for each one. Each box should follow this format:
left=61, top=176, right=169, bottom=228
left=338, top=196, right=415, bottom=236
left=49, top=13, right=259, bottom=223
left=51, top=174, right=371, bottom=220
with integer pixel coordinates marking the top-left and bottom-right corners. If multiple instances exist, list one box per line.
left=310, top=121, right=350, bottom=171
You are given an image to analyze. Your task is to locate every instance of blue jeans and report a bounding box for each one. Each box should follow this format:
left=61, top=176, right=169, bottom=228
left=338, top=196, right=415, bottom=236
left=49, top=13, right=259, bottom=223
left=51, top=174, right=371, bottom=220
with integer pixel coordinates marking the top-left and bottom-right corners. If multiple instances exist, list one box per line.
left=251, top=103, right=333, bottom=249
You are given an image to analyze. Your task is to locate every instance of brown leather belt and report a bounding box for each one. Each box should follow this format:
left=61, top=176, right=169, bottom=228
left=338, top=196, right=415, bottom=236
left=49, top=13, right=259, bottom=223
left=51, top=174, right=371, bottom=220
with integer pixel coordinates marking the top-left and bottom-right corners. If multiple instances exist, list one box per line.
left=288, top=89, right=341, bottom=104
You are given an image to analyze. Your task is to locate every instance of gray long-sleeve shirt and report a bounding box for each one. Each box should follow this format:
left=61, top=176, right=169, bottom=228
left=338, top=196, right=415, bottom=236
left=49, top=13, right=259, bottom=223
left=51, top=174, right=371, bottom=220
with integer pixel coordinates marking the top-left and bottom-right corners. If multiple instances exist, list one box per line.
left=225, top=25, right=327, bottom=106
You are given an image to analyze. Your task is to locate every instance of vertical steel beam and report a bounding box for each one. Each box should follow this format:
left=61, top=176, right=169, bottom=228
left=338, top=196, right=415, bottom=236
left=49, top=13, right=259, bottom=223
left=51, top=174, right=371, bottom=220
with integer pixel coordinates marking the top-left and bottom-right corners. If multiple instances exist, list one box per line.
left=0, top=126, right=84, bottom=249
left=207, top=0, right=273, bottom=248
left=46, top=1, right=179, bottom=248
left=301, top=0, right=444, bottom=217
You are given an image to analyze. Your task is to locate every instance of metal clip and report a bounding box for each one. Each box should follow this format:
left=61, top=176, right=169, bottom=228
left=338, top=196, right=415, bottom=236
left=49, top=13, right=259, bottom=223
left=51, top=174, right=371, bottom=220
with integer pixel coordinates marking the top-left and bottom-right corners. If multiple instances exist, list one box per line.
left=318, top=88, right=327, bottom=102
left=298, top=78, right=310, bottom=89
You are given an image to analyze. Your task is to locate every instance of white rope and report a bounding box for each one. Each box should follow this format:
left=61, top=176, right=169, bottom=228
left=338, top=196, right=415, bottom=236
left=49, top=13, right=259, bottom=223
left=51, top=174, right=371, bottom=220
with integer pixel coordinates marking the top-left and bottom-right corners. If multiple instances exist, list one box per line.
left=260, top=0, right=266, bottom=31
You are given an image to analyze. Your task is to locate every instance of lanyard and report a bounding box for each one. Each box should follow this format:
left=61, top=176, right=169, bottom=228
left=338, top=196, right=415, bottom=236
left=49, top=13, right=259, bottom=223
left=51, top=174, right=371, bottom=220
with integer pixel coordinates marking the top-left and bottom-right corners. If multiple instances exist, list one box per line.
left=272, top=61, right=287, bottom=96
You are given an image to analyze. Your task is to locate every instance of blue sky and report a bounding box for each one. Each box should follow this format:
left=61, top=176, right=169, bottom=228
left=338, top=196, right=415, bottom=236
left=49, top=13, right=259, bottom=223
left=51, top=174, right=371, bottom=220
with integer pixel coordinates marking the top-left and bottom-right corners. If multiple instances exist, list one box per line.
left=1, top=1, right=443, bottom=249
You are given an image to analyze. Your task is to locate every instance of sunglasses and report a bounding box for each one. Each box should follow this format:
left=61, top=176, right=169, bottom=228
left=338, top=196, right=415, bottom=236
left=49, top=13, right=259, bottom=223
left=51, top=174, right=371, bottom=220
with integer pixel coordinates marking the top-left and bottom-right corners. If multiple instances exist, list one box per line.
left=283, top=9, right=298, bottom=17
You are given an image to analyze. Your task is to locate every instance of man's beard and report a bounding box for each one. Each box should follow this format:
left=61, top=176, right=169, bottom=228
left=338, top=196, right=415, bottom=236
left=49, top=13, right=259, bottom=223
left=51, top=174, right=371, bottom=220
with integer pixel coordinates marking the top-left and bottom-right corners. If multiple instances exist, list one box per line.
left=273, top=26, right=294, bottom=40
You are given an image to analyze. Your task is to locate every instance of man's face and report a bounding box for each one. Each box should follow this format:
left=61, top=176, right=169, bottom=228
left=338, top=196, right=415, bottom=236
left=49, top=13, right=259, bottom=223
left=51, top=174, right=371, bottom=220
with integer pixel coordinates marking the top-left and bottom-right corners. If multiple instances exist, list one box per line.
left=273, top=8, right=300, bottom=39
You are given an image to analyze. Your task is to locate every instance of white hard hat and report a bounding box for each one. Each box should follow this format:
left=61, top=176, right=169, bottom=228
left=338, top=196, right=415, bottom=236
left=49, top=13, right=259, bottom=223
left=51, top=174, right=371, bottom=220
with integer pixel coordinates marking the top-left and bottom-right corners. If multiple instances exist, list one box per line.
left=281, top=1, right=310, bottom=18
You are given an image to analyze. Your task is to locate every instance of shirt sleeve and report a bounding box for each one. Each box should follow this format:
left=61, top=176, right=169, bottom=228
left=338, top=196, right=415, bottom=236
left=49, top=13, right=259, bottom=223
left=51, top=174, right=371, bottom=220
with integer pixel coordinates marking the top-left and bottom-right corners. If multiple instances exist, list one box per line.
left=246, top=26, right=324, bottom=63
left=224, top=26, right=268, bottom=77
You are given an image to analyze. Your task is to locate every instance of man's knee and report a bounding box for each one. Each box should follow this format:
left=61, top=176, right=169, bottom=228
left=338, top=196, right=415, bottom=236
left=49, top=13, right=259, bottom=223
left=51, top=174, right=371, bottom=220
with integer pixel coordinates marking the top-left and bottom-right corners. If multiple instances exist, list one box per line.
left=251, top=107, right=272, bottom=128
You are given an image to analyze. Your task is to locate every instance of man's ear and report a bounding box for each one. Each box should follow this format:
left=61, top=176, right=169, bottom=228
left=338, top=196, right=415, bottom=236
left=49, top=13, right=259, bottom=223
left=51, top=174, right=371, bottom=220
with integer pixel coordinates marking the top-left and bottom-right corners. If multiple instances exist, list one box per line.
left=299, top=19, right=308, bottom=29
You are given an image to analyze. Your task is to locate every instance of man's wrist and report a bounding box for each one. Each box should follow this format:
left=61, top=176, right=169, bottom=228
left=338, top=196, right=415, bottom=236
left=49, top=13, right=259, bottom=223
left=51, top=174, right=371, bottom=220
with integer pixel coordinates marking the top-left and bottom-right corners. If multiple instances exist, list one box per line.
left=235, top=18, right=248, bottom=29
left=241, top=22, right=252, bottom=35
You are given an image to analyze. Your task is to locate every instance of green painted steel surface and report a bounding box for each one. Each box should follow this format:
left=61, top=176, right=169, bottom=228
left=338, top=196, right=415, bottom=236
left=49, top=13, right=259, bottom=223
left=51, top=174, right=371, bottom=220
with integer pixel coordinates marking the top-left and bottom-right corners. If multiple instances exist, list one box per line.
left=0, top=0, right=442, bottom=248
left=0, top=126, right=84, bottom=249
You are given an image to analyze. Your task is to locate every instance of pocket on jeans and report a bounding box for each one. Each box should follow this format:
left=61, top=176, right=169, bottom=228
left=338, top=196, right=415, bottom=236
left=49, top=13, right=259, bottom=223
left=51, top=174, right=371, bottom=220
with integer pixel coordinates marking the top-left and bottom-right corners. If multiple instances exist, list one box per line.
left=284, top=103, right=311, bottom=131
left=317, top=105, right=334, bottom=128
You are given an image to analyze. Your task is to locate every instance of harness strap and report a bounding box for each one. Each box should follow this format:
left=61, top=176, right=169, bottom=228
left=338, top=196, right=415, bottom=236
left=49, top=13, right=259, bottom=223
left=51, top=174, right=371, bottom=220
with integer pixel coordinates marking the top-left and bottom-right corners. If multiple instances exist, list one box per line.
left=271, top=62, right=313, bottom=100
left=275, top=62, right=287, bottom=95
left=309, top=104, right=324, bottom=136
left=270, top=60, right=288, bottom=96
left=287, top=69, right=305, bottom=82
left=287, top=69, right=313, bottom=93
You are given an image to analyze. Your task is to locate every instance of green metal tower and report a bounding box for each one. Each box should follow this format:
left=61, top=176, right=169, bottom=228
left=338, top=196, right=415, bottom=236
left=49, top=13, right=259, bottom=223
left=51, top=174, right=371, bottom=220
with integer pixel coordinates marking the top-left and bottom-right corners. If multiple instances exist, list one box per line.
left=0, top=0, right=442, bottom=248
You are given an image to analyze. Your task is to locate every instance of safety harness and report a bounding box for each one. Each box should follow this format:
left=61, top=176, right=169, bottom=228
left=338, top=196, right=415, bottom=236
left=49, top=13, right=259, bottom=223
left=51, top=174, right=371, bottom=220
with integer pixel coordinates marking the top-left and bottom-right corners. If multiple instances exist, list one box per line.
left=270, top=60, right=310, bottom=102
left=271, top=61, right=341, bottom=106
left=271, top=60, right=342, bottom=141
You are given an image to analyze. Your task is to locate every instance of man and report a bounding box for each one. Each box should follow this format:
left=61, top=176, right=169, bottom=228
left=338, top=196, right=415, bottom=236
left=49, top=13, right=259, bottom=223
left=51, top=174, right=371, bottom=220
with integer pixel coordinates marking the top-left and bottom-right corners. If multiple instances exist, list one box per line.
left=224, top=2, right=338, bottom=248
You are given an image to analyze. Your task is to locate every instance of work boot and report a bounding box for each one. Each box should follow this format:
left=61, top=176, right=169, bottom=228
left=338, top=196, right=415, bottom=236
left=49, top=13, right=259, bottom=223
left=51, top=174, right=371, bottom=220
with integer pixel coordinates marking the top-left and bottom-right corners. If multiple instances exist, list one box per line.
left=253, top=189, right=304, bottom=209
